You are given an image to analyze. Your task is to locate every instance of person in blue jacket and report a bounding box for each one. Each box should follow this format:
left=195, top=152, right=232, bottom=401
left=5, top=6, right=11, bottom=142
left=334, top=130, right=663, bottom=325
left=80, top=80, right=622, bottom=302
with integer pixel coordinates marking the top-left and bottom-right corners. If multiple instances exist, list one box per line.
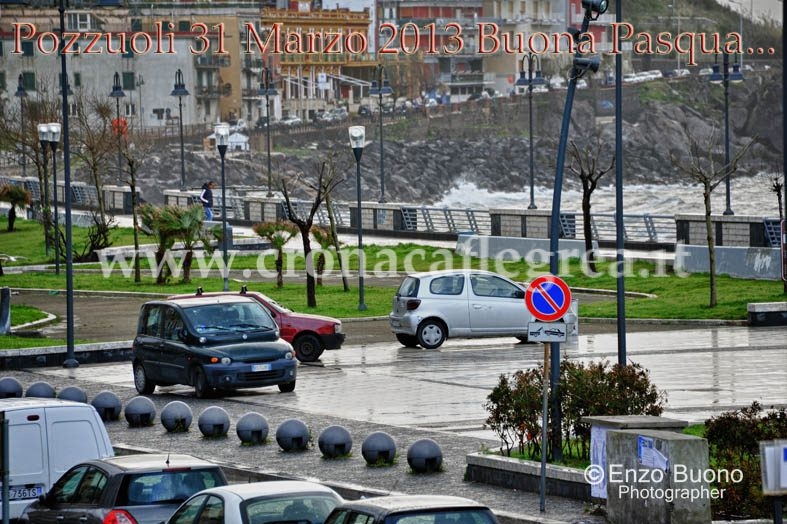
left=199, top=180, right=215, bottom=220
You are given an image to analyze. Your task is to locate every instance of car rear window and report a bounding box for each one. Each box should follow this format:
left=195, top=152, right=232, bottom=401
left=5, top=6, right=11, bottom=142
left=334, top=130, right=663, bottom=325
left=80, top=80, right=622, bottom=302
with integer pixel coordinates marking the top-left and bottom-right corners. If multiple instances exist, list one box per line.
left=118, top=468, right=225, bottom=506
left=387, top=509, right=497, bottom=524
left=397, top=277, right=420, bottom=298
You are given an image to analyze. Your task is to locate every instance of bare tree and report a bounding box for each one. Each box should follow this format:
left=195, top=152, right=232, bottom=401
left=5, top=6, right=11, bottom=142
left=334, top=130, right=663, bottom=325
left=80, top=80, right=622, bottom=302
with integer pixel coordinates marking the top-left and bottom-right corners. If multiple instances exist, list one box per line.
left=280, top=158, right=345, bottom=308
left=671, top=126, right=753, bottom=307
left=568, top=137, right=615, bottom=273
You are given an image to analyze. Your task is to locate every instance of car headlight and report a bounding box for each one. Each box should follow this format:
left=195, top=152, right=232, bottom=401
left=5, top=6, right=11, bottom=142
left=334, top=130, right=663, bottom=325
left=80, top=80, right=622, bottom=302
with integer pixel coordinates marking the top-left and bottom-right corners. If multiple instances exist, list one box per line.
left=221, top=357, right=232, bottom=365
left=285, top=351, right=294, bottom=360
left=334, top=322, right=343, bottom=334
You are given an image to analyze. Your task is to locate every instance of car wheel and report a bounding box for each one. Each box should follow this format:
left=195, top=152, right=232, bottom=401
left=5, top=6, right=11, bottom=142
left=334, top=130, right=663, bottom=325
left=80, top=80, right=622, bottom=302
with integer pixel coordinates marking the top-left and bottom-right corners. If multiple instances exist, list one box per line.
left=133, top=362, right=156, bottom=394
left=193, top=367, right=212, bottom=399
left=278, top=381, right=296, bottom=393
left=294, top=334, right=324, bottom=362
left=396, top=334, right=420, bottom=348
left=417, top=319, right=447, bottom=349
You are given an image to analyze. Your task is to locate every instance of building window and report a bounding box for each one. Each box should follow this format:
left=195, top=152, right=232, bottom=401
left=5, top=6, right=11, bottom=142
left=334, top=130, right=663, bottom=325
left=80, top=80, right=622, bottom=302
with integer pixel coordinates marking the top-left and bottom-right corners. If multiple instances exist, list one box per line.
left=67, top=13, right=93, bottom=31
left=22, top=72, right=35, bottom=90
left=21, top=41, right=34, bottom=57
left=125, top=103, right=136, bottom=117
left=153, top=108, right=165, bottom=121
left=122, top=72, right=136, bottom=90
left=204, top=100, right=211, bottom=116
left=131, top=18, right=142, bottom=31
left=178, top=20, right=190, bottom=32
left=0, top=41, right=4, bottom=57
left=74, top=72, right=82, bottom=87
left=0, top=72, right=6, bottom=91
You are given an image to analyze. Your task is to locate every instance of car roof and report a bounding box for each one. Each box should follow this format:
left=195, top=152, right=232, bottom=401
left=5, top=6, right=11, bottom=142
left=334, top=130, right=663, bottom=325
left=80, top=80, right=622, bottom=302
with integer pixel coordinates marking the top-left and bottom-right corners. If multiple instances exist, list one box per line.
left=335, top=495, right=490, bottom=515
left=0, top=398, right=91, bottom=411
left=148, top=295, right=259, bottom=308
left=90, top=453, right=217, bottom=472
left=406, top=269, right=505, bottom=279
left=200, top=481, right=341, bottom=499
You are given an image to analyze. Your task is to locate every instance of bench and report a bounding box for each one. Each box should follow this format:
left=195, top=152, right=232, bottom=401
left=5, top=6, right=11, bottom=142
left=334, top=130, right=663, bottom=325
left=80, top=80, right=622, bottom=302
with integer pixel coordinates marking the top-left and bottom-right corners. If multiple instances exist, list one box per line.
left=748, top=302, right=787, bottom=327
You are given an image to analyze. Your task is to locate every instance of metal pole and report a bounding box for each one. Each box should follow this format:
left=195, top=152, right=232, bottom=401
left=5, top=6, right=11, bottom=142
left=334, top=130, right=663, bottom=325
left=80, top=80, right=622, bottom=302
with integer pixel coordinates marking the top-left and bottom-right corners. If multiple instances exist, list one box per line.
left=615, top=0, right=627, bottom=365
left=138, top=74, right=144, bottom=129
left=40, top=143, right=50, bottom=257
left=116, top=98, right=122, bottom=182
left=51, top=142, right=60, bottom=275
left=179, top=95, right=186, bottom=190
left=219, top=146, right=229, bottom=292
left=59, top=0, right=78, bottom=368
left=266, top=91, right=273, bottom=197
left=527, top=55, right=537, bottom=210
left=2, top=417, right=9, bottom=524
left=722, top=52, right=733, bottom=216
left=378, top=86, right=385, bottom=204
left=18, top=85, right=26, bottom=178
left=783, top=0, right=786, bottom=294
left=538, top=342, right=550, bottom=512
left=354, top=152, right=367, bottom=311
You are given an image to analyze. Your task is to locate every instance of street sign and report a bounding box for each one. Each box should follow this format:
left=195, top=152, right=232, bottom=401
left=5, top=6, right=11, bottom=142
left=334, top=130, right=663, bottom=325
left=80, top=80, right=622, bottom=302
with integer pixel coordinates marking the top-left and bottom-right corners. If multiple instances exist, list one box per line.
left=781, top=219, right=786, bottom=282
left=527, top=321, right=568, bottom=342
left=525, top=275, right=572, bottom=322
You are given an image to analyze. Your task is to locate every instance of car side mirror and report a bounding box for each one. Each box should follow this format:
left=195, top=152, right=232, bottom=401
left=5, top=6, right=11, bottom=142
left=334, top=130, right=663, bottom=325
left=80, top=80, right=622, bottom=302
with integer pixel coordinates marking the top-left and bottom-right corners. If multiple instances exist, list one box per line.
left=513, top=289, right=525, bottom=299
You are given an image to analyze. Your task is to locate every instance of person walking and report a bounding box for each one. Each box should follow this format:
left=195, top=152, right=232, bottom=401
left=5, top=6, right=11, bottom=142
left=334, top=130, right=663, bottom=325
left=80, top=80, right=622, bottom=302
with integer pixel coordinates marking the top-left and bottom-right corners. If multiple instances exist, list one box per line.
left=200, top=180, right=215, bottom=221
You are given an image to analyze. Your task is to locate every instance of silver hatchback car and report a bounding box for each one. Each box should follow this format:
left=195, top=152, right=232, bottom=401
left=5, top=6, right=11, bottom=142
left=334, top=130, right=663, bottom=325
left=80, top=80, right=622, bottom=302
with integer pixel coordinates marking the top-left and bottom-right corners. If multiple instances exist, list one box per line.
left=389, top=269, right=538, bottom=349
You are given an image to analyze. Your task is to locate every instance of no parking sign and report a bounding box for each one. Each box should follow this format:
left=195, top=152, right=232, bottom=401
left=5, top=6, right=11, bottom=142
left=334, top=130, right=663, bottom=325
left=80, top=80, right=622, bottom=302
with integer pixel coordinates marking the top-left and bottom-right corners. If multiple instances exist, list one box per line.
left=525, top=275, right=572, bottom=322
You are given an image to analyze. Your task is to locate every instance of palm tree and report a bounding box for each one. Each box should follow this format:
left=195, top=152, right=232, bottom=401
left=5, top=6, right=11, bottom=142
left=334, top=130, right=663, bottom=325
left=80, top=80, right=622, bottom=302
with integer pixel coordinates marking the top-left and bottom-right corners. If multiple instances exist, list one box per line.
left=310, top=225, right=337, bottom=287
left=138, top=204, right=179, bottom=284
left=0, top=183, right=32, bottom=232
left=253, top=221, right=298, bottom=288
left=159, top=205, right=212, bottom=283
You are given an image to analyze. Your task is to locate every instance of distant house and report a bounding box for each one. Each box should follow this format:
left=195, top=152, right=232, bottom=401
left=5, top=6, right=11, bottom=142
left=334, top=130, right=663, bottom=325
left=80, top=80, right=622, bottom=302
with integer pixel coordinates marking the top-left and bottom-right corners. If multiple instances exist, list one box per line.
left=204, top=132, right=250, bottom=152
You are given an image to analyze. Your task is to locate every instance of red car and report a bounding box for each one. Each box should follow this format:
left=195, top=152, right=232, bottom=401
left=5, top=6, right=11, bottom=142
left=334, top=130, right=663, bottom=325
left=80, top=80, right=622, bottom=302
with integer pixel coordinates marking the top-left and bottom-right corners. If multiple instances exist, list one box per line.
left=169, top=288, right=344, bottom=362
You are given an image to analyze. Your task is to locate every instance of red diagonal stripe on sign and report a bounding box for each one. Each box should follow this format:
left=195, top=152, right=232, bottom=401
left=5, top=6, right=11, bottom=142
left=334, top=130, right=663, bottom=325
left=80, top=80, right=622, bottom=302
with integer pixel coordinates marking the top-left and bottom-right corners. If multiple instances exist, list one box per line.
left=536, top=282, right=561, bottom=313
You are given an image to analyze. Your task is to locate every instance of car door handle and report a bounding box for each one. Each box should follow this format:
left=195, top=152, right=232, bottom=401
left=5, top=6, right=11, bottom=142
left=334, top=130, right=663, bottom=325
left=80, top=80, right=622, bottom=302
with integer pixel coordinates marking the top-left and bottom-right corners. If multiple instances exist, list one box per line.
left=56, top=516, right=65, bottom=521
left=472, top=304, right=484, bottom=309
left=79, top=517, right=89, bottom=522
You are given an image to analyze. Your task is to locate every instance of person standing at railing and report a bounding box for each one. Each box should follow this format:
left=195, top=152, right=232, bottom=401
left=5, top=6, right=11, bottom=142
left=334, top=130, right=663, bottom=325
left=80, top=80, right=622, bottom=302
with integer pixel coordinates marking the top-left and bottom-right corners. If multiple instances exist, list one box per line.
left=200, top=180, right=215, bottom=221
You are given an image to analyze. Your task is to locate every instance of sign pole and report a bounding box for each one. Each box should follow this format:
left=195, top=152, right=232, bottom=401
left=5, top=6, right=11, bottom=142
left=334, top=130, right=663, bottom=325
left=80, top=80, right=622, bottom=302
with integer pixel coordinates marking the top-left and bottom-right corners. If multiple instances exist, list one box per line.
left=539, top=342, right=550, bottom=512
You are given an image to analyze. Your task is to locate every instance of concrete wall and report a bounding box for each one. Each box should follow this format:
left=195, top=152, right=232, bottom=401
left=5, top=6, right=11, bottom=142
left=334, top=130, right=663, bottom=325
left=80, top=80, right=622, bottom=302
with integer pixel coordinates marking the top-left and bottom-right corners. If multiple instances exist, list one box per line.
left=675, top=214, right=771, bottom=248
left=675, top=244, right=781, bottom=280
left=456, top=234, right=596, bottom=262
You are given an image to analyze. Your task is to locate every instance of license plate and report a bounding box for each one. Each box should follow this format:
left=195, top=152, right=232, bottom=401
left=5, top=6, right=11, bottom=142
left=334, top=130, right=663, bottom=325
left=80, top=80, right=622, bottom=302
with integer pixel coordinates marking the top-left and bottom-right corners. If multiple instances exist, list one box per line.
left=251, top=363, right=271, bottom=372
left=391, top=320, right=401, bottom=328
left=3, top=486, right=44, bottom=501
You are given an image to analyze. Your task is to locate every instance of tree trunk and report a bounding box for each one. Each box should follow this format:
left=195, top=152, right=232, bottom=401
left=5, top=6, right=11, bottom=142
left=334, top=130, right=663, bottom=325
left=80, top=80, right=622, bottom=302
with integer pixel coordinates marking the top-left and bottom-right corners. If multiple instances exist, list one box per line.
left=130, top=174, right=141, bottom=283
left=704, top=184, right=717, bottom=308
left=183, top=250, right=193, bottom=283
left=581, top=193, right=596, bottom=273
left=276, top=249, right=284, bottom=288
left=301, top=230, right=316, bottom=308
left=325, top=193, right=349, bottom=292
left=155, top=249, right=166, bottom=285
left=7, top=207, right=16, bottom=232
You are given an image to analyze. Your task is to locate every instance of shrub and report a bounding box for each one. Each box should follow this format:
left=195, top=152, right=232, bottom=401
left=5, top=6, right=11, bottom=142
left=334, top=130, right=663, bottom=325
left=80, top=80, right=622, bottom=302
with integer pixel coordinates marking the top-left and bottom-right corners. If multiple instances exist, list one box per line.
left=704, top=402, right=787, bottom=519
left=485, top=359, right=666, bottom=461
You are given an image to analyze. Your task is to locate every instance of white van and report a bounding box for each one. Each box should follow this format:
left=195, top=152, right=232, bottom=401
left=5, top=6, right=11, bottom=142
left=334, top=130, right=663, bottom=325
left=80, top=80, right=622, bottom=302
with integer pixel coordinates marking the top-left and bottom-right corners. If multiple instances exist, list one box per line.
left=0, top=398, right=114, bottom=521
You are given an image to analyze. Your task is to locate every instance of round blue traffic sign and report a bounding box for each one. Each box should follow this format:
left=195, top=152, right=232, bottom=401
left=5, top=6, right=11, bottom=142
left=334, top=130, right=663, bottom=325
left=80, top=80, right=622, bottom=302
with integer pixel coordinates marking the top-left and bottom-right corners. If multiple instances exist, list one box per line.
left=525, top=275, right=572, bottom=322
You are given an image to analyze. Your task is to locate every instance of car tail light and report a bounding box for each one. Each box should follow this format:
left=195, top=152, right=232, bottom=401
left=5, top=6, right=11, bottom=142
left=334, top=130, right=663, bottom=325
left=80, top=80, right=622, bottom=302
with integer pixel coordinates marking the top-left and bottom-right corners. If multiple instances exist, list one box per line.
left=104, top=509, right=138, bottom=524
left=406, top=299, right=421, bottom=311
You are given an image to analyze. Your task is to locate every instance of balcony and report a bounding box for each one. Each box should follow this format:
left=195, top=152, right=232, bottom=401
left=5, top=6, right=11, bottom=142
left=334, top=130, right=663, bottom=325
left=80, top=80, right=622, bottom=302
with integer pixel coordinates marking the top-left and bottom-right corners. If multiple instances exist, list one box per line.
left=243, top=57, right=264, bottom=73
left=195, top=86, right=222, bottom=98
left=194, top=55, right=230, bottom=68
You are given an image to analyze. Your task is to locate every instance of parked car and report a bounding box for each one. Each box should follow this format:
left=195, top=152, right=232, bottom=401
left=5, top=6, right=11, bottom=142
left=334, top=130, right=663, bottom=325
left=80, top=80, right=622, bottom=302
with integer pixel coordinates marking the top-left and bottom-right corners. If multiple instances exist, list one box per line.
left=0, top=398, right=114, bottom=521
left=19, top=454, right=227, bottom=524
left=166, top=480, right=343, bottom=524
left=170, top=288, right=344, bottom=362
left=325, top=495, right=500, bottom=524
left=358, top=104, right=372, bottom=117
left=280, top=115, right=303, bottom=127
left=389, top=269, right=536, bottom=349
left=132, top=295, right=297, bottom=397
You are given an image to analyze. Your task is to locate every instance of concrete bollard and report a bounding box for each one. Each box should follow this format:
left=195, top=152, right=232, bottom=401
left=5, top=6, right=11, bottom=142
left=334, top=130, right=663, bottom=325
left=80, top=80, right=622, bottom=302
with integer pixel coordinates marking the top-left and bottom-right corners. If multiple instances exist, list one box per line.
left=0, top=377, right=23, bottom=398
left=236, top=412, right=269, bottom=445
left=58, top=386, right=88, bottom=403
left=161, top=401, right=193, bottom=432
left=91, top=391, right=123, bottom=421
left=25, top=381, right=56, bottom=399
left=198, top=406, right=230, bottom=438
left=361, top=431, right=397, bottom=466
left=275, top=419, right=310, bottom=451
left=407, top=438, right=443, bottom=473
left=124, top=396, right=157, bottom=427
left=318, top=425, right=353, bottom=458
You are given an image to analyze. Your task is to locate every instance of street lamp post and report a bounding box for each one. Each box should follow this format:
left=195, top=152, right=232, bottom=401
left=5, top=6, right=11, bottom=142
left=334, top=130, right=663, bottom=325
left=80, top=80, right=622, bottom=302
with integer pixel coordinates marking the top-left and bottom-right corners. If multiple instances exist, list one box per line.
left=109, top=72, right=126, bottom=183
left=48, top=123, right=62, bottom=275
left=258, top=67, right=278, bottom=197
left=58, top=0, right=78, bottom=369
left=15, top=75, right=27, bottom=178
left=349, top=126, right=367, bottom=311
left=171, top=69, right=190, bottom=190
left=709, top=52, right=744, bottom=216
left=38, top=124, right=51, bottom=257
left=369, top=65, right=392, bottom=203
left=215, top=123, right=230, bottom=292
left=515, top=54, right=545, bottom=210
left=137, top=74, right=145, bottom=130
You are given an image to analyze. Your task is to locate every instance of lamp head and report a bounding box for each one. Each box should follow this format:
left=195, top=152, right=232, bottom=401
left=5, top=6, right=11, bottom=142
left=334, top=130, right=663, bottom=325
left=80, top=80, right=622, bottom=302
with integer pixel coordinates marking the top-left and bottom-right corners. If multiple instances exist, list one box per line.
left=369, top=80, right=380, bottom=96
left=730, top=63, right=744, bottom=83
left=171, top=68, right=190, bottom=97
left=349, top=126, right=365, bottom=149
left=571, top=55, right=601, bottom=79
left=709, top=64, right=723, bottom=84
left=581, top=0, right=608, bottom=19
left=49, top=123, right=62, bottom=145
left=38, top=123, right=51, bottom=143
left=110, top=71, right=125, bottom=98
left=215, top=123, right=230, bottom=148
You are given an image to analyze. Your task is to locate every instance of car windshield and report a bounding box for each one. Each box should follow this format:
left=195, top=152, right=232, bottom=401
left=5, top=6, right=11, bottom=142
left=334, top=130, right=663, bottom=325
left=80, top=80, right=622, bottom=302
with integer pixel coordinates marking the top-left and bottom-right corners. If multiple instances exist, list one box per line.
left=385, top=509, right=497, bottom=524
left=184, top=302, right=277, bottom=334
left=118, top=469, right=224, bottom=506
left=244, top=494, right=339, bottom=524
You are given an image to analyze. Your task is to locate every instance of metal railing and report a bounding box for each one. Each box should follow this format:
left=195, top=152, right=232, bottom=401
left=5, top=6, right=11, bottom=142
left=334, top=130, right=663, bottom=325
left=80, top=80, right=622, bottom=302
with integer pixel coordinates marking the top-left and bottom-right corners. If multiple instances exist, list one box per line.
left=401, top=206, right=492, bottom=235
left=764, top=218, right=782, bottom=247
